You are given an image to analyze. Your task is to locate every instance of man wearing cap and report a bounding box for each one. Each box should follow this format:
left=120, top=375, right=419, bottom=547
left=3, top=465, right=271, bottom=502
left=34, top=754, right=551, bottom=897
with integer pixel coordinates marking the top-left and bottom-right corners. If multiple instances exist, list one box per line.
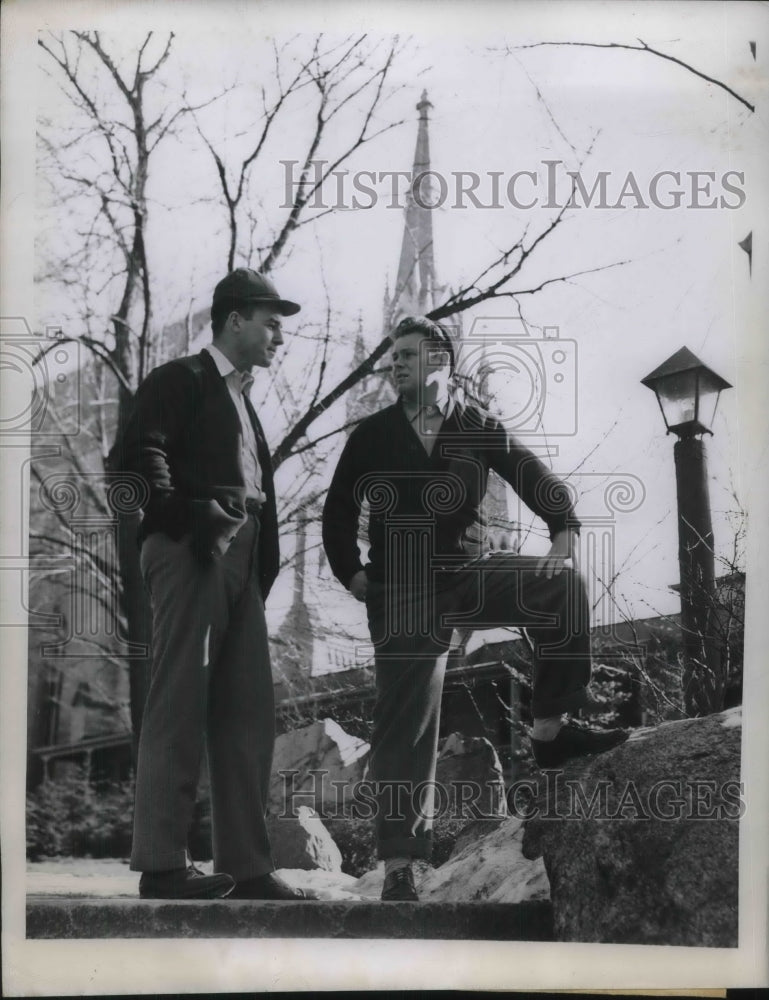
left=114, top=269, right=313, bottom=900
left=322, top=315, right=628, bottom=901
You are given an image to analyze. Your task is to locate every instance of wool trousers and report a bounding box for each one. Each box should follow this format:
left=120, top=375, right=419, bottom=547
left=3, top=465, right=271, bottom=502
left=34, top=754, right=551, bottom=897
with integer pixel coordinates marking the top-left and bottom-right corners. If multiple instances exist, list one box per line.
left=130, top=512, right=275, bottom=880
left=365, top=553, right=591, bottom=860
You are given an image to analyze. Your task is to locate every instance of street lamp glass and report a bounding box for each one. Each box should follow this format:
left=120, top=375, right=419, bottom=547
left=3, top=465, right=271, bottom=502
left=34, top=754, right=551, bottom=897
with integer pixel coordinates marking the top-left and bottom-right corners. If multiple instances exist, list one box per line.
left=655, top=370, right=698, bottom=431
left=641, top=347, right=732, bottom=438
left=697, top=375, right=725, bottom=432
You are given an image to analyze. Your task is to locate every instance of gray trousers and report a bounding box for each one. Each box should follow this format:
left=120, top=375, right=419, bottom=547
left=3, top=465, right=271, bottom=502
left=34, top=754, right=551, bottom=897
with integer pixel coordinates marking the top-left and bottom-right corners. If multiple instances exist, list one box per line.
left=130, top=513, right=275, bottom=879
left=365, top=554, right=591, bottom=859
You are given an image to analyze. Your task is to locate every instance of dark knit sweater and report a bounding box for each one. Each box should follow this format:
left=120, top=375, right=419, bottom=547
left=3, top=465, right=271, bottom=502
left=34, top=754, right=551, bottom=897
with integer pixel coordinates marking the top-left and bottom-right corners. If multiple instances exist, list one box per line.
left=110, top=350, right=279, bottom=600
left=322, top=398, right=580, bottom=588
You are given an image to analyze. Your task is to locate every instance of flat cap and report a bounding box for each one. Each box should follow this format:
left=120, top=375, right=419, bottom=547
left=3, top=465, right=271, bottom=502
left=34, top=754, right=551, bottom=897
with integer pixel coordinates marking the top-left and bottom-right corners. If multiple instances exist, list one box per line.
left=212, top=268, right=300, bottom=316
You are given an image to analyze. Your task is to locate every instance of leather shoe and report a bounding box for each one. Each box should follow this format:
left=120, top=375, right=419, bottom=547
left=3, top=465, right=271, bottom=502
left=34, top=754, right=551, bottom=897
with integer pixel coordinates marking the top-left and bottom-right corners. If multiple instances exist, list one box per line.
left=381, top=866, right=418, bottom=901
left=228, top=872, right=318, bottom=900
left=531, top=722, right=629, bottom=769
left=139, top=864, right=234, bottom=899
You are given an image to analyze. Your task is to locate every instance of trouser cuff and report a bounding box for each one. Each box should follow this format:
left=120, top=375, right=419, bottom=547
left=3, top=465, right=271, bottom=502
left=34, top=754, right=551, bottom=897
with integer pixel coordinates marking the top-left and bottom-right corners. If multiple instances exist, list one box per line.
left=377, top=836, right=432, bottom=861
left=225, top=861, right=275, bottom=882
left=532, top=685, right=589, bottom=719
left=129, top=848, right=188, bottom=873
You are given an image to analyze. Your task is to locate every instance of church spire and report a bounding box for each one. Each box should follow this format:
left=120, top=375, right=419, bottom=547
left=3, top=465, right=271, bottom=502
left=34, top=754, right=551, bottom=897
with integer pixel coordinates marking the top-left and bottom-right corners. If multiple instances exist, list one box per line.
left=352, top=310, right=366, bottom=368
left=390, top=90, right=437, bottom=323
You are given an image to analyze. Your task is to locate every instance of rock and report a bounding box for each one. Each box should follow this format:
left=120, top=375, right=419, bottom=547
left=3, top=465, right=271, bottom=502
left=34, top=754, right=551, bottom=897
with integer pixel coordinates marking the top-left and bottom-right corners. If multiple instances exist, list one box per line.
left=352, top=821, right=548, bottom=904
left=267, top=806, right=343, bottom=872
left=352, top=862, right=385, bottom=898
left=449, top=817, right=506, bottom=857
left=420, top=817, right=549, bottom=902
left=522, top=706, right=742, bottom=946
left=435, top=733, right=508, bottom=820
left=275, top=867, right=364, bottom=900
left=269, top=719, right=370, bottom=817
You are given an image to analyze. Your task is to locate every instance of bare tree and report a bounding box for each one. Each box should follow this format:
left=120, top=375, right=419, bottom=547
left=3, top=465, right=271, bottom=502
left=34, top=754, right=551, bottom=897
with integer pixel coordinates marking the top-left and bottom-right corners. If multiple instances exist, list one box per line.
left=33, top=30, right=412, bottom=740
left=271, top=192, right=630, bottom=469
left=33, top=31, right=633, bottom=743
left=590, top=496, right=746, bottom=720
left=197, top=35, right=407, bottom=272
left=501, top=39, right=754, bottom=113
left=35, top=30, right=207, bottom=742
left=33, top=26, right=747, bottom=752
left=266, top=29, right=757, bottom=467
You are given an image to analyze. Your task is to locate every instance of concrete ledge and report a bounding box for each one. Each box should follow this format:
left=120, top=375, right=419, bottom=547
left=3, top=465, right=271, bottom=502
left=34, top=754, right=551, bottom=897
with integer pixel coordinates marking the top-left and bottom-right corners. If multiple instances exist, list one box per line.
left=27, top=897, right=554, bottom=940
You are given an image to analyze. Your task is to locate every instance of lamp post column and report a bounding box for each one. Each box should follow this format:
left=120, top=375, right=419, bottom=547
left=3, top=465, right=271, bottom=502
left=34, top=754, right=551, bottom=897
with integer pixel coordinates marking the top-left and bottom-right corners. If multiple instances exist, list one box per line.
left=673, top=435, right=722, bottom=715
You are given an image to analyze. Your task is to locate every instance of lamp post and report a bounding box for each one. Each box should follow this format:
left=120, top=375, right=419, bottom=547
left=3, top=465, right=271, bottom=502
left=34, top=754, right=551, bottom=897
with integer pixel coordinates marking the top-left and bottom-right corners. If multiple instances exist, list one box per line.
left=641, top=346, right=732, bottom=715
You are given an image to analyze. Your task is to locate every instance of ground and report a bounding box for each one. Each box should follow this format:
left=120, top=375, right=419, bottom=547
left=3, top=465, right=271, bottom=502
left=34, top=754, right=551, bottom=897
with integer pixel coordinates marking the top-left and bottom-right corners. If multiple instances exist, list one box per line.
left=27, top=857, right=375, bottom=900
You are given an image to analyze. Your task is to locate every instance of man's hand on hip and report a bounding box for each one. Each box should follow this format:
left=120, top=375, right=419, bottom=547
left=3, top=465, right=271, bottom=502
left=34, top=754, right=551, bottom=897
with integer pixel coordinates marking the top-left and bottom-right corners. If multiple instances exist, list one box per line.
left=349, top=570, right=368, bottom=602
left=536, top=529, right=579, bottom=580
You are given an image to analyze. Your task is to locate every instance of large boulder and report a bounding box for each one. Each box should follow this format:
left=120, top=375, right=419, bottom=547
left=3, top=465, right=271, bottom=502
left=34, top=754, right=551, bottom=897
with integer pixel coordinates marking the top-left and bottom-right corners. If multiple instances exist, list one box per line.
left=435, top=733, right=508, bottom=820
left=269, top=719, right=370, bottom=817
left=522, top=706, right=742, bottom=946
left=267, top=806, right=343, bottom=872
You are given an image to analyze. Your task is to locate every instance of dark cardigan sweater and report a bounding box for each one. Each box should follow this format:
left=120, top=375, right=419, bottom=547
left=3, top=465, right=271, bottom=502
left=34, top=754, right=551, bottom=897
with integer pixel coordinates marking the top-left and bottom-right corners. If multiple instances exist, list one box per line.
left=322, top=398, right=580, bottom=589
left=111, top=349, right=280, bottom=600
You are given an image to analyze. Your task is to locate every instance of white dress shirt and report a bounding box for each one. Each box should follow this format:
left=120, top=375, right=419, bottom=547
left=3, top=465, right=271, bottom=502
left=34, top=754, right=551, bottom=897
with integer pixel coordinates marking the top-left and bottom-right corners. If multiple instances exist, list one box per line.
left=402, top=392, right=454, bottom=457
left=205, top=344, right=265, bottom=502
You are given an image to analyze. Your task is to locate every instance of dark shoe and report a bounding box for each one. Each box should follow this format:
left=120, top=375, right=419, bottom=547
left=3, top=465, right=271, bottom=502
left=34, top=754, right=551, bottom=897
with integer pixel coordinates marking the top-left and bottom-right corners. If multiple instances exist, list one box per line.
left=531, top=722, right=629, bottom=769
left=228, top=872, right=318, bottom=900
left=381, top=866, right=418, bottom=901
left=139, top=865, right=234, bottom=899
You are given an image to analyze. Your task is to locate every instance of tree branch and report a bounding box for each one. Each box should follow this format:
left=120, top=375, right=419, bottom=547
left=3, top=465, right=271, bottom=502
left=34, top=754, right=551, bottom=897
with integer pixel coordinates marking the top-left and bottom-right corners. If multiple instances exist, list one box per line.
left=509, top=39, right=754, bottom=114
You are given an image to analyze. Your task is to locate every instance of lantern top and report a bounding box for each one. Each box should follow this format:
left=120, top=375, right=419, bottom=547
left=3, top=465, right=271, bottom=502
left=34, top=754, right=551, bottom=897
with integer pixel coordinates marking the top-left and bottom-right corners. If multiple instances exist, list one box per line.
left=641, top=345, right=733, bottom=438
left=641, top=346, right=732, bottom=392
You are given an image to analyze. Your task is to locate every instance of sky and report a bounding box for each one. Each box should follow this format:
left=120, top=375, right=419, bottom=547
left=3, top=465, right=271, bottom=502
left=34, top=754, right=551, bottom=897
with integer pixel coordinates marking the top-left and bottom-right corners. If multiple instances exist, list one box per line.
left=25, top=6, right=768, bottom=624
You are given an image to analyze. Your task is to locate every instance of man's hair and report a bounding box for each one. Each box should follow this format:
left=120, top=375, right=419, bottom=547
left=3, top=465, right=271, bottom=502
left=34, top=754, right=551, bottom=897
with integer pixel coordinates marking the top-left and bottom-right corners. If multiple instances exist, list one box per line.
left=210, top=299, right=262, bottom=339
left=390, top=315, right=455, bottom=371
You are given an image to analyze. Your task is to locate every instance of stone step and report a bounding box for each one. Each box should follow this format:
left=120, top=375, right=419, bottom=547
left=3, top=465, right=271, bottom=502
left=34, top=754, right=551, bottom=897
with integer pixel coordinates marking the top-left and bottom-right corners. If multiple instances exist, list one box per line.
left=27, top=897, right=554, bottom=940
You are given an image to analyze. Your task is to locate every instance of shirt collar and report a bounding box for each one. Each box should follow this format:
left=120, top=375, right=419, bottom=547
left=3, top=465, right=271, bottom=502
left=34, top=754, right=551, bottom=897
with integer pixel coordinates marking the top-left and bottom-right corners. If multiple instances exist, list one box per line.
left=205, top=344, right=254, bottom=393
left=433, top=392, right=454, bottom=420
left=399, top=391, right=455, bottom=421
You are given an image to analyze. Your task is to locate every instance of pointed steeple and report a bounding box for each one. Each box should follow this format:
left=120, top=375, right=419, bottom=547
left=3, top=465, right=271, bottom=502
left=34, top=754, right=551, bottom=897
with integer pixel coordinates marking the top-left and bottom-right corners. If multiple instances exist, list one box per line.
left=390, top=90, right=437, bottom=323
left=273, top=513, right=316, bottom=693
left=352, top=311, right=366, bottom=368
left=346, top=309, right=395, bottom=429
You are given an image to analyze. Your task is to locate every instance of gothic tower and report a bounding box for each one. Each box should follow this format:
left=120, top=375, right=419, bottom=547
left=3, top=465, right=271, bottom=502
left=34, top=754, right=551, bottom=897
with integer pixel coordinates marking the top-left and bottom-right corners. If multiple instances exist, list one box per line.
left=347, top=90, right=455, bottom=430
left=349, top=90, right=514, bottom=548
left=389, top=91, right=439, bottom=321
